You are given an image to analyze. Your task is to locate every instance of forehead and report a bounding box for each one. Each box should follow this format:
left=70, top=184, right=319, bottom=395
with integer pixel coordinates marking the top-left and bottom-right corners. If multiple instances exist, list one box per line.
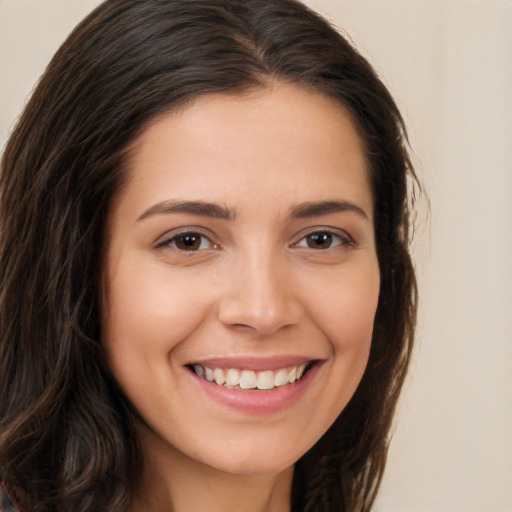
left=117, top=83, right=372, bottom=220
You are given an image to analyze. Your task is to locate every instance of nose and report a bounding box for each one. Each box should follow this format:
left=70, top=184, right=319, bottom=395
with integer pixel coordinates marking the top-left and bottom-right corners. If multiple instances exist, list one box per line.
left=217, top=248, right=302, bottom=336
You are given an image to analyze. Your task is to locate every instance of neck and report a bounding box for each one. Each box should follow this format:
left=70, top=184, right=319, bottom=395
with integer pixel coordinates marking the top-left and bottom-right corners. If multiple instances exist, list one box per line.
left=130, top=424, right=294, bottom=512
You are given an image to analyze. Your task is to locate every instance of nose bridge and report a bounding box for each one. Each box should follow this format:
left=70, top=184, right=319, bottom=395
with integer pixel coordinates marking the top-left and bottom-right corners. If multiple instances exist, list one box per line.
left=217, top=240, right=300, bottom=335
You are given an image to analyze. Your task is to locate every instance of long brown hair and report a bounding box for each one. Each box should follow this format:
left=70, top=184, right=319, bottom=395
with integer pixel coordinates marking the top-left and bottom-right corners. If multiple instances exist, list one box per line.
left=0, top=1, right=418, bottom=511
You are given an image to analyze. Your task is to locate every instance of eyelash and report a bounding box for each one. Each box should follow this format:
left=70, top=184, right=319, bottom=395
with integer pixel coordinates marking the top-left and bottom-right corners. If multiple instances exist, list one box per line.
left=156, top=228, right=354, bottom=253
left=156, top=231, right=216, bottom=252
left=293, top=230, right=354, bottom=250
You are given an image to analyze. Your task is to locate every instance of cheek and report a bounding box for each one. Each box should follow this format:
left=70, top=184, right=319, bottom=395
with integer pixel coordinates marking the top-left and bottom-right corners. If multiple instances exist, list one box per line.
left=101, top=262, right=216, bottom=425
left=304, top=260, right=379, bottom=410
left=102, top=259, right=213, bottom=372
left=309, top=261, right=380, bottom=348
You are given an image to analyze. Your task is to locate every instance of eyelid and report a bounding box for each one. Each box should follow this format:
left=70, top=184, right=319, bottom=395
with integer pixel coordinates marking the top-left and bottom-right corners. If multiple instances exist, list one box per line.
left=154, top=227, right=218, bottom=250
left=291, top=226, right=355, bottom=248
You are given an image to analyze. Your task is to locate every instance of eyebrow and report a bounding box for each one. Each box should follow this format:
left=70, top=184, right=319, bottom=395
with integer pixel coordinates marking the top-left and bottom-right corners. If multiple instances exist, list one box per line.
left=137, top=198, right=368, bottom=222
left=137, top=200, right=235, bottom=221
left=289, top=200, right=369, bottom=220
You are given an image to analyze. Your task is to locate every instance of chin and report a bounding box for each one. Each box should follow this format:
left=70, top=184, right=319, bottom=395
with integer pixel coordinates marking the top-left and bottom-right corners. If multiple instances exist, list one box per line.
left=197, top=440, right=308, bottom=477
left=212, top=457, right=296, bottom=477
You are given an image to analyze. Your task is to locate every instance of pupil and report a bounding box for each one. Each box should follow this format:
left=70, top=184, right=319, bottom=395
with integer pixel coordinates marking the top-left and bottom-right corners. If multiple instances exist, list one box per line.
left=178, top=234, right=200, bottom=250
left=308, top=232, right=331, bottom=249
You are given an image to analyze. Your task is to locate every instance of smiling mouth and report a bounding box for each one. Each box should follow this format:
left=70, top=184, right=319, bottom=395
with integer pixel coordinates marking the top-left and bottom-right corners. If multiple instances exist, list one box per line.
left=188, top=362, right=315, bottom=391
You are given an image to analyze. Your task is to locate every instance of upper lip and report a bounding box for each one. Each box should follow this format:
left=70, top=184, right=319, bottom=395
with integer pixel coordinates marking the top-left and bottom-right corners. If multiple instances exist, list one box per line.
left=186, top=355, right=323, bottom=371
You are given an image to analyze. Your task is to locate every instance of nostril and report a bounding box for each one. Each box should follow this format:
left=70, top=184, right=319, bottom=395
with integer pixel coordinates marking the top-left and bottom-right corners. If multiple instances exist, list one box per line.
left=232, top=323, right=256, bottom=331
left=216, top=267, right=302, bottom=335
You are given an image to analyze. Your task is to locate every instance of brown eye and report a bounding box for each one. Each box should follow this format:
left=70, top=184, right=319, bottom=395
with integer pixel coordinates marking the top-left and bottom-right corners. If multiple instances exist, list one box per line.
left=175, top=234, right=202, bottom=250
left=294, top=230, right=352, bottom=250
left=162, top=232, right=213, bottom=251
left=306, top=232, right=334, bottom=249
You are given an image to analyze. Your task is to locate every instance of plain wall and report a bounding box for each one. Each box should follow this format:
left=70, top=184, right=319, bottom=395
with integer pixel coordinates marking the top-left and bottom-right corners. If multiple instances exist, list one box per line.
left=1, top=1, right=511, bottom=510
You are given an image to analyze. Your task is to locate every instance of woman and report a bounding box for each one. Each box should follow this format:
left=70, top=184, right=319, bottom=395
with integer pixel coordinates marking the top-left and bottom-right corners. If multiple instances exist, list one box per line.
left=0, top=1, right=418, bottom=511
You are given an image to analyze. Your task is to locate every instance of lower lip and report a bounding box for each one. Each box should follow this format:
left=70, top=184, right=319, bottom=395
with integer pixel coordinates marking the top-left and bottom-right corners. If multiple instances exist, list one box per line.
left=188, top=363, right=321, bottom=414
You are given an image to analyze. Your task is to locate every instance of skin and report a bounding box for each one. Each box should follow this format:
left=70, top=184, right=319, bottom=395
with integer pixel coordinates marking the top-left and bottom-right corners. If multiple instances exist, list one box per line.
left=102, top=83, right=380, bottom=512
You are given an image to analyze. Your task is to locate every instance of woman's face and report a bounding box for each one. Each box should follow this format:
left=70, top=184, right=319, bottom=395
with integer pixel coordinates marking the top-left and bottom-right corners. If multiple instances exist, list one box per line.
left=102, top=83, right=380, bottom=476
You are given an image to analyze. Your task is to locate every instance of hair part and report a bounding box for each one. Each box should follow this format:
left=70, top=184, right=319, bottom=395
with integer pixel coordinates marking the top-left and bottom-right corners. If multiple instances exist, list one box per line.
left=0, top=1, right=418, bottom=511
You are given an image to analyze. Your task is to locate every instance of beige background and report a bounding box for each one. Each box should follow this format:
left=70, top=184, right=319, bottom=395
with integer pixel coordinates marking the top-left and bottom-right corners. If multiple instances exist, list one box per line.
left=1, top=1, right=511, bottom=510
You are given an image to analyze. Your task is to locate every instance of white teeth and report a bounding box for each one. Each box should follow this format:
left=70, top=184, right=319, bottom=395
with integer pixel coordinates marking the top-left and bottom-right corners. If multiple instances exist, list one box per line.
left=225, top=368, right=240, bottom=387
left=213, top=368, right=226, bottom=385
left=239, top=370, right=257, bottom=389
left=274, top=369, right=288, bottom=386
left=193, top=364, right=206, bottom=378
left=191, top=362, right=312, bottom=390
left=257, top=370, right=275, bottom=390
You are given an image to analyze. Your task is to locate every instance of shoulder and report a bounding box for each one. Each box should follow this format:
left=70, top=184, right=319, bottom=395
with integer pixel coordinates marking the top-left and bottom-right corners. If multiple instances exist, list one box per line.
left=0, top=484, right=21, bottom=512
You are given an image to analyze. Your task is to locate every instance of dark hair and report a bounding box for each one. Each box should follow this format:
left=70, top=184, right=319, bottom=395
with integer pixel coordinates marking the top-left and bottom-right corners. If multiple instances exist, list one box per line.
left=0, top=1, right=418, bottom=511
